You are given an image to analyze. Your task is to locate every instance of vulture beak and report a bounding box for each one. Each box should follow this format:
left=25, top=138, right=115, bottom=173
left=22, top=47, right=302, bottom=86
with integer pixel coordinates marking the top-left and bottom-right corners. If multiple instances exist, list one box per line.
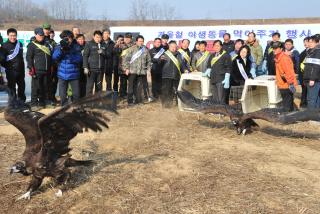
left=9, top=165, right=22, bottom=175
left=10, top=166, right=17, bottom=174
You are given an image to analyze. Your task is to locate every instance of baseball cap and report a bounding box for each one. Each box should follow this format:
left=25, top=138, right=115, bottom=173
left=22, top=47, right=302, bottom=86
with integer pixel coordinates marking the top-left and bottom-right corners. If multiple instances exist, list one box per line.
left=42, top=23, right=51, bottom=29
left=271, top=41, right=283, bottom=49
left=34, top=27, right=44, bottom=36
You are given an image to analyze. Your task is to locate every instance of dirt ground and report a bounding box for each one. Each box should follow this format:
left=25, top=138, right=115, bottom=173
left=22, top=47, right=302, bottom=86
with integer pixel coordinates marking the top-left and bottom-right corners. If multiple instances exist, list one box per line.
left=0, top=101, right=320, bottom=214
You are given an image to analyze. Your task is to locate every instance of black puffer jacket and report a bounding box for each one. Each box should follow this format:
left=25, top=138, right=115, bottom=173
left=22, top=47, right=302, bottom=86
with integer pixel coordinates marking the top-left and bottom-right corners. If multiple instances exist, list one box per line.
left=162, top=51, right=183, bottom=80
left=26, top=40, right=51, bottom=73
left=2, top=40, right=25, bottom=73
left=207, top=50, right=232, bottom=84
left=104, top=39, right=115, bottom=74
left=83, top=40, right=107, bottom=72
left=303, top=44, right=320, bottom=81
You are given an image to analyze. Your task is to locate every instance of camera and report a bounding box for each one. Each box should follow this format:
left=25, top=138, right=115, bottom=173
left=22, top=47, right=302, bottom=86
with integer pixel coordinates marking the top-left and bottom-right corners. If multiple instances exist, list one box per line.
left=60, top=37, right=70, bottom=51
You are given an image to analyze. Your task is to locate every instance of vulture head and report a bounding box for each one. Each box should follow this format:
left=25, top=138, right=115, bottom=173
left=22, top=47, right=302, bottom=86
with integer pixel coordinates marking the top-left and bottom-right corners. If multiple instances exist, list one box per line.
left=10, top=161, right=28, bottom=175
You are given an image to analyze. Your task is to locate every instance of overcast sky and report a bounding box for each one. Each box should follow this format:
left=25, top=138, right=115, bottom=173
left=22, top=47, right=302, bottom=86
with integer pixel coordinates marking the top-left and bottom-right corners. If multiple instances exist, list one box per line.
left=33, top=0, right=320, bottom=20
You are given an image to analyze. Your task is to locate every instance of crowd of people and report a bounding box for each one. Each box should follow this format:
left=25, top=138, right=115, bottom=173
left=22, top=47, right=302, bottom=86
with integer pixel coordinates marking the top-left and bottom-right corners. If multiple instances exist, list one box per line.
left=0, top=23, right=319, bottom=111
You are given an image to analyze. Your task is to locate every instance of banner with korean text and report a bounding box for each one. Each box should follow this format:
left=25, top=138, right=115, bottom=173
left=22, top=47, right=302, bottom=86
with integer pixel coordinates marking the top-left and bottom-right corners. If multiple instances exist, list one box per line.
left=111, top=24, right=320, bottom=52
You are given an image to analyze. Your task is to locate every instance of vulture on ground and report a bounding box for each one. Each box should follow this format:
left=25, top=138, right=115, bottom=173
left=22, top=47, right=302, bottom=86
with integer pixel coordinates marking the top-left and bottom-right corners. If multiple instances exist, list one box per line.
left=1, top=86, right=117, bottom=200
left=177, top=90, right=320, bottom=135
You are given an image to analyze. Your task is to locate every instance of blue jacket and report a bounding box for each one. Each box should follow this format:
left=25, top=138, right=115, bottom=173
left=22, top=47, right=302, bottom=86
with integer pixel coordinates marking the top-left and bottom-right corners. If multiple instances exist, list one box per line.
left=53, top=42, right=82, bottom=80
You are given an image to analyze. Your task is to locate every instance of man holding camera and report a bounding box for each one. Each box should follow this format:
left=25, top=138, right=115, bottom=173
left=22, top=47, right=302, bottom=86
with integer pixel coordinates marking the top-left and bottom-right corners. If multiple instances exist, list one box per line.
left=83, top=30, right=107, bottom=96
left=52, top=30, right=82, bottom=106
left=26, top=28, right=52, bottom=109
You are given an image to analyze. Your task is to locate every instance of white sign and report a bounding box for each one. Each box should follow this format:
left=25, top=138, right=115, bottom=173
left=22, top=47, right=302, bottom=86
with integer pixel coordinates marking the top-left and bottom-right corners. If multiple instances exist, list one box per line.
left=111, top=24, right=320, bottom=52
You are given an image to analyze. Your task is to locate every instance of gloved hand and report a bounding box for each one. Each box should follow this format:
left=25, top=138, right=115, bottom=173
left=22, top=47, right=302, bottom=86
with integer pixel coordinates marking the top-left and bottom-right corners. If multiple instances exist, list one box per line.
left=84, top=68, right=90, bottom=75
left=289, top=84, right=296, bottom=94
left=262, top=60, right=267, bottom=74
left=97, top=49, right=103, bottom=54
left=28, top=67, right=37, bottom=78
left=250, top=67, right=256, bottom=79
left=222, top=73, right=230, bottom=89
left=202, top=68, right=211, bottom=77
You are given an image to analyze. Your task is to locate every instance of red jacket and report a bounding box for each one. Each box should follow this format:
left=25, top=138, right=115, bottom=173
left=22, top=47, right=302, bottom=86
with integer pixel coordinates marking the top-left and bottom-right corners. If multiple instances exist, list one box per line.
left=274, top=52, right=297, bottom=89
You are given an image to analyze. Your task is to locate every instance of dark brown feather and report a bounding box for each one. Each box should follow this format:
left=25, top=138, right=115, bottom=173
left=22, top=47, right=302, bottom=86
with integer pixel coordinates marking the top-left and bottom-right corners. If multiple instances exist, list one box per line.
left=4, top=90, right=117, bottom=198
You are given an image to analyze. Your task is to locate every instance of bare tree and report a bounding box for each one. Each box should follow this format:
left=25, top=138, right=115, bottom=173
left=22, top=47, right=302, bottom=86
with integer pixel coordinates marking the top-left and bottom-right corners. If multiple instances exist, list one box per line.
left=0, top=0, right=48, bottom=20
left=46, top=0, right=87, bottom=20
left=129, top=0, right=178, bottom=21
left=129, top=0, right=149, bottom=21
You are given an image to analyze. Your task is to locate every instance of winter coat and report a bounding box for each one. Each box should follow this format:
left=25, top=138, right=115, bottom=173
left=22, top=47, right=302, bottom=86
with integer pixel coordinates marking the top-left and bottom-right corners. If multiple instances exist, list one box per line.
left=123, top=45, right=151, bottom=75
left=285, top=48, right=300, bottom=74
left=303, top=44, right=320, bottom=82
left=2, top=40, right=24, bottom=73
left=222, top=40, right=235, bottom=54
left=191, top=51, right=211, bottom=73
left=104, top=39, right=115, bottom=74
left=231, top=55, right=253, bottom=86
left=150, top=46, right=165, bottom=75
left=114, top=42, right=134, bottom=73
left=26, top=40, right=51, bottom=73
left=264, top=41, right=277, bottom=75
left=275, top=52, right=298, bottom=89
left=162, top=51, right=183, bottom=80
left=178, top=48, right=192, bottom=72
left=207, top=50, right=232, bottom=84
left=246, top=40, right=263, bottom=66
left=52, top=41, right=82, bottom=80
left=83, top=40, right=107, bottom=72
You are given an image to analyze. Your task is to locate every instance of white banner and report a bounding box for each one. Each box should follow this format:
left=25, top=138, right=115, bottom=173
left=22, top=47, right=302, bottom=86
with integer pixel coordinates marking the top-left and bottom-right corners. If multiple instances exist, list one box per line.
left=111, top=24, right=320, bottom=52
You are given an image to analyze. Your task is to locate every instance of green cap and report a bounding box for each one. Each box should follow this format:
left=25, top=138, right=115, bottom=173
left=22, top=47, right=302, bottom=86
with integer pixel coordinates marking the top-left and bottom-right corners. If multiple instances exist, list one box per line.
left=42, top=23, right=51, bottom=29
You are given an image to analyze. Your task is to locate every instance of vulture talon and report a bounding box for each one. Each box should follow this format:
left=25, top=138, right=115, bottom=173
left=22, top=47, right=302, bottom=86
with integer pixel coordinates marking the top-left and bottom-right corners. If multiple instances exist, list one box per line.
left=16, top=191, right=31, bottom=201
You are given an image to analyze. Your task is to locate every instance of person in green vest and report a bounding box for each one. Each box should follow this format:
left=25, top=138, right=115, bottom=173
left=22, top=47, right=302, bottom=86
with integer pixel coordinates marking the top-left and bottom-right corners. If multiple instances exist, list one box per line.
left=26, top=28, right=52, bottom=110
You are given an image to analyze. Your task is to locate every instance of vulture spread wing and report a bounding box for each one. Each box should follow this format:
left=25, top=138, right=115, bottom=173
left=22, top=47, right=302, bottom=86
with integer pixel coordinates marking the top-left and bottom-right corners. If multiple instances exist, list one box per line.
left=37, top=92, right=117, bottom=156
left=177, top=90, right=242, bottom=120
left=3, top=94, right=45, bottom=154
left=240, top=108, right=320, bottom=125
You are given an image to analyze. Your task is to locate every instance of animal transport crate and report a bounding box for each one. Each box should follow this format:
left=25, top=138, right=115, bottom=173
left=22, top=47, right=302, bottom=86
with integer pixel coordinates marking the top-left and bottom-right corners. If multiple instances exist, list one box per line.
left=177, top=72, right=211, bottom=112
left=177, top=73, right=282, bottom=113
left=240, top=75, right=282, bottom=113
